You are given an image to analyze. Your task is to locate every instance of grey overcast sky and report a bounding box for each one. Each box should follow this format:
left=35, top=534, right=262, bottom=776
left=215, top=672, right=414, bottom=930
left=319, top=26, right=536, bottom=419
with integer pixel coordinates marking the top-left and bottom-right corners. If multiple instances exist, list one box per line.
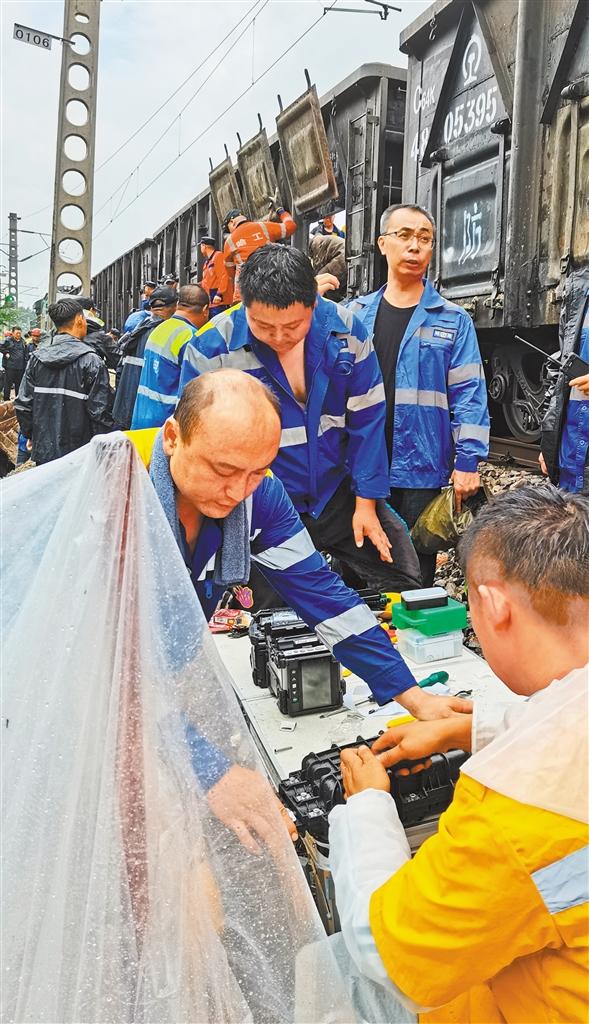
left=1, top=0, right=429, bottom=304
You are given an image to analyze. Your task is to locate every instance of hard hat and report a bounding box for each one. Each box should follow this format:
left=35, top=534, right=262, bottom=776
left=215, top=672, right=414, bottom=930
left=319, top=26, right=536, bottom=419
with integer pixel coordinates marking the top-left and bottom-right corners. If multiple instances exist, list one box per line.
left=223, top=209, right=243, bottom=231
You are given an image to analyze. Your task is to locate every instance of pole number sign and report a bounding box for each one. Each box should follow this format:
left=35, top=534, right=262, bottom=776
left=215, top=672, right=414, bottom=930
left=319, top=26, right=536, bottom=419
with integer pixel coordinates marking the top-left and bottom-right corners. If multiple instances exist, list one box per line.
left=13, top=24, right=53, bottom=50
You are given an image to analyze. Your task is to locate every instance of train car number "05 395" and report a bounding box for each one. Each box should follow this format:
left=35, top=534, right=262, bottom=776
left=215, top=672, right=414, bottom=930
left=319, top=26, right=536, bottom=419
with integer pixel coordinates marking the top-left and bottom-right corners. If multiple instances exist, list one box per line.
left=443, top=85, right=498, bottom=144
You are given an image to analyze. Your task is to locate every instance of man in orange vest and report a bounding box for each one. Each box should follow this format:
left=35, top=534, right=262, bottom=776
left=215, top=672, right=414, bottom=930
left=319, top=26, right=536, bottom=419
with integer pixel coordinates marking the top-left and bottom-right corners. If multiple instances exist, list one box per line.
left=198, top=236, right=233, bottom=318
left=223, top=201, right=296, bottom=301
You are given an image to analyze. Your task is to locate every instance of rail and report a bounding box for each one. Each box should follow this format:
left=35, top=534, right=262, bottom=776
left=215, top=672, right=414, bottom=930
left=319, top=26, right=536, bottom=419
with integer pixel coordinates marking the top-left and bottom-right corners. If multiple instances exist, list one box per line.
left=488, top=435, right=542, bottom=471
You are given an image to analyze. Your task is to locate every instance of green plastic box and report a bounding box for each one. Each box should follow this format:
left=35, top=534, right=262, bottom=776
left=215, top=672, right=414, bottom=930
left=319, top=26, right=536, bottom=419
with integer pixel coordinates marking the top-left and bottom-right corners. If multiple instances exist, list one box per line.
left=392, top=596, right=467, bottom=636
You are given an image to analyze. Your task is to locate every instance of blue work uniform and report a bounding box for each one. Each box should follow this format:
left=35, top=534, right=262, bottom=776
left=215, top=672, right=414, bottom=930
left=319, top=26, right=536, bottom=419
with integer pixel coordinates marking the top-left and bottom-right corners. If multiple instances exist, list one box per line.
left=139, top=434, right=417, bottom=705
left=187, top=475, right=416, bottom=702
left=131, top=314, right=198, bottom=429
left=179, top=297, right=390, bottom=517
left=347, top=281, right=490, bottom=487
left=124, top=308, right=150, bottom=333
left=559, top=296, right=589, bottom=493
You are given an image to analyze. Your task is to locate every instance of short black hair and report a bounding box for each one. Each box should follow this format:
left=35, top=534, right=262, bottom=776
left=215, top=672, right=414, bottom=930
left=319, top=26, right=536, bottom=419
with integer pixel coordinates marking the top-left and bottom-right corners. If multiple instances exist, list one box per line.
left=239, top=244, right=317, bottom=309
left=458, top=484, right=589, bottom=622
left=48, top=298, right=84, bottom=330
left=13, top=325, right=22, bottom=332
left=77, top=295, right=95, bottom=310
left=379, top=203, right=435, bottom=236
left=178, top=284, right=209, bottom=309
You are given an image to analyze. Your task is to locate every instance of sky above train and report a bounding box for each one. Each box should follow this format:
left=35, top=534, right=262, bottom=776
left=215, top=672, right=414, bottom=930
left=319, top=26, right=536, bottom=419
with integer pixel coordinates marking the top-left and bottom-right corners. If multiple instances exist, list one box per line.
left=1, top=0, right=429, bottom=304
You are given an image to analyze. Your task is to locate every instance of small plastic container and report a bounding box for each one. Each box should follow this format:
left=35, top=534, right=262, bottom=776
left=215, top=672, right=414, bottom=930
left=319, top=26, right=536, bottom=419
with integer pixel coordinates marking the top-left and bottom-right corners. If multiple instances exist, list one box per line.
left=392, top=596, right=467, bottom=636
left=397, top=627, right=463, bottom=664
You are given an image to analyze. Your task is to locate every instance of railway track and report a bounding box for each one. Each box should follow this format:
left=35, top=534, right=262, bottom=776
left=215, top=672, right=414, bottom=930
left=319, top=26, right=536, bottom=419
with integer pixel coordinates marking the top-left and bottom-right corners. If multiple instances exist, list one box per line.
left=488, top=436, right=542, bottom=472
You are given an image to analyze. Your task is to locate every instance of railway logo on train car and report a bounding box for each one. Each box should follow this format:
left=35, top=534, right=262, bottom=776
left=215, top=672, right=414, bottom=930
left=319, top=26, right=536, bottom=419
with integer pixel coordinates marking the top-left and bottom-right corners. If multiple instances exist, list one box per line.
left=462, top=34, right=482, bottom=86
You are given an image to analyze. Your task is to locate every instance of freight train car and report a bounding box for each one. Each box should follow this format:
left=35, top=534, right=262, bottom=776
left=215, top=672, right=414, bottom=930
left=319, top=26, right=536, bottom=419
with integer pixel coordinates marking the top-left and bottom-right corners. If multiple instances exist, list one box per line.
left=401, top=0, right=589, bottom=441
left=92, top=63, right=407, bottom=329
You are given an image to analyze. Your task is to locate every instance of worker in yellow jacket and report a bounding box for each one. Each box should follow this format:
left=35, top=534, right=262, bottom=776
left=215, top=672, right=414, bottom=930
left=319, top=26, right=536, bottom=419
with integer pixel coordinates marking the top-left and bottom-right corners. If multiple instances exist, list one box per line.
left=329, top=484, right=589, bottom=1023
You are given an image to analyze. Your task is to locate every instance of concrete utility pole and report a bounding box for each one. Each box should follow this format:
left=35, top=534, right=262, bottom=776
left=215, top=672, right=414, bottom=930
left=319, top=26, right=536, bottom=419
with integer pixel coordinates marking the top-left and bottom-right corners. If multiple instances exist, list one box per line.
left=8, top=212, right=19, bottom=305
left=48, top=0, right=100, bottom=302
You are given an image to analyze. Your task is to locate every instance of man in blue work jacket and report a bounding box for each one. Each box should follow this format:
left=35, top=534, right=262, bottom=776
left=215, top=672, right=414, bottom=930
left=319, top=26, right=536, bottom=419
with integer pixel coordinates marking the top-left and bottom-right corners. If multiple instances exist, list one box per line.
left=131, top=367, right=470, bottom=723
left=179, top=244, right=422, bottom=600
left=131, top=283, right=209, bottom=429
left=540, top=272, right=589, bottom=494
left=348, top=204, right=490, bottom=585
left=113, top=285, right=178, bottom=430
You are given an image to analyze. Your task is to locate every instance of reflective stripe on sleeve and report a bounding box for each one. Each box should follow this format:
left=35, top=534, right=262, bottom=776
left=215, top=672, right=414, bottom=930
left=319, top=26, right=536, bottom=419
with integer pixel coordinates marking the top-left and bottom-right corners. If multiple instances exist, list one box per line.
left=136, top=385, right=177, bottom=405
left=347, top=382, right=385, bottom=412
left=280, top=425, right=307, bottom=447
left=124, top=355, right=144, bottom=367
left=207, top=312, right=235, bottom=347
left=396, top=388, right=449, bottom=410
left=251, top=526, right=316, bottom=571
left=569, top=387, right=586, bottom=403
left=334, top=304, right=356, bottom=331
left=452, top=423, right=490, bottom=443
left=319, top=413, right=345, bottom=435
left=339, top=333, right=371, bottom=363
left=531, top=845, right=589, bottom=915
left=448, top=363, right=485, bottom=386
left=182, top=345, right=262, bottom=375
left=33, top=386, right=88, bottom=400
left=315, top=603, right=378, bottom=648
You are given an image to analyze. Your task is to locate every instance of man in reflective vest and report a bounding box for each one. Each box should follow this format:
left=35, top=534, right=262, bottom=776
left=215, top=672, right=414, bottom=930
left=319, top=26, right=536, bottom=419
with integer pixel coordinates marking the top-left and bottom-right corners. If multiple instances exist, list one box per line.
left=348, top=204, right=490, bottom=585
left=131, top=284, right=209, bottom=429
left=329, top=484, right=588, bottom=1023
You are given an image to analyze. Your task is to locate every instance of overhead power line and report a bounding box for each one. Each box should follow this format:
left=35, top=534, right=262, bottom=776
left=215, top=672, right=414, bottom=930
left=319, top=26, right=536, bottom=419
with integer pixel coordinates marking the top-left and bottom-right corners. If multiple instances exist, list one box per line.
left=20, top=0, right=266, bottom=222
left=95, top=0, right=267, bottom=172
left=93, top=0, right=338, bottom=243
left=92, top=0, right=270, bottom=225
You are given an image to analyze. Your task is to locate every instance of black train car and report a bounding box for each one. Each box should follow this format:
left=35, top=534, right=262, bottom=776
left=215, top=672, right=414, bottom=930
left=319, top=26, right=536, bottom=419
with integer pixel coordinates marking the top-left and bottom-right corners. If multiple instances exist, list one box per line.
left=92, top=64, right=407, bottom=330
left=401, top=0, right=589, bottom=440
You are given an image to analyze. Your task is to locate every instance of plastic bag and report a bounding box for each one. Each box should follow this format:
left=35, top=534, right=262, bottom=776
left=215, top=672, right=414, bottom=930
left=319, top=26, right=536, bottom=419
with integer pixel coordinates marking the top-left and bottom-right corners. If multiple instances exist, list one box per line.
left=411, top=486, right=477, bottom=553
left=1, top=434, right=356, bottom=1024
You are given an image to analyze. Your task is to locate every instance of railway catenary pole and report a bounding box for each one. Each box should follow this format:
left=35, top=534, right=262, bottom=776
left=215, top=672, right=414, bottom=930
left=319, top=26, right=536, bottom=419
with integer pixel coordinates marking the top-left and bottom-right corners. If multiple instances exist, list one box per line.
left=7, top=213, right=19, bottom=306
left=48, top=0, right=101, bottom=303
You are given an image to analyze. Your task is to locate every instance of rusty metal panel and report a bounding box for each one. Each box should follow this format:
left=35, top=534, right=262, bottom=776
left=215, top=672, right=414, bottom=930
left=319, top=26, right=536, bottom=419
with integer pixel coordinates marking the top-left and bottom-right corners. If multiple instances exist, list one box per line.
left=275, top=85, right=338, bottom=213
left=209, top=158, right=246, bottom=225
left=237, top=130, right=281, bottom=221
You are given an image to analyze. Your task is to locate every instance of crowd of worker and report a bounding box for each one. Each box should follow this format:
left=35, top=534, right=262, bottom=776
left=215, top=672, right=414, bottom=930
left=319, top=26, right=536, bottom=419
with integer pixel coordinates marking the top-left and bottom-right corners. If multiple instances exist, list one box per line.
left=2, top=200, right=588, bottom=1023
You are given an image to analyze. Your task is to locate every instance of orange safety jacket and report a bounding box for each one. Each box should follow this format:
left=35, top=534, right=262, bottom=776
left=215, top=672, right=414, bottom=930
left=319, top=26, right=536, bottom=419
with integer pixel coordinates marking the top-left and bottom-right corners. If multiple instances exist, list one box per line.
left=223, top=211, right=296, bottom=300
left=200, top=250, right=232, bottom=307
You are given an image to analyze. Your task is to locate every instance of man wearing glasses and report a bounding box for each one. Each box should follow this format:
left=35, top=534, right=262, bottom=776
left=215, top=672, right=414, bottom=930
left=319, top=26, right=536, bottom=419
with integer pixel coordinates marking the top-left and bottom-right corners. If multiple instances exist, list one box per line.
left=348, top=204, right=489, bottom=585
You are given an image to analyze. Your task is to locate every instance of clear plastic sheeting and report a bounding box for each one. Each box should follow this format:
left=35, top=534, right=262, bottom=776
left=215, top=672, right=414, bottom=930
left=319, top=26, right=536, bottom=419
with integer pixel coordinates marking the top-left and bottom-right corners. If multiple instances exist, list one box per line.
left=1, top=434, right=356, bottom=1024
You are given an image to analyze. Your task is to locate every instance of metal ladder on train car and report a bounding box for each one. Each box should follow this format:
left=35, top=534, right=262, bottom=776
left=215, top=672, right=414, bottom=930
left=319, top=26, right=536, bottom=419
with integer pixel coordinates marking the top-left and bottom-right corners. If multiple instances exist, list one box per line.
left=345, top=110, right=380, bottom=297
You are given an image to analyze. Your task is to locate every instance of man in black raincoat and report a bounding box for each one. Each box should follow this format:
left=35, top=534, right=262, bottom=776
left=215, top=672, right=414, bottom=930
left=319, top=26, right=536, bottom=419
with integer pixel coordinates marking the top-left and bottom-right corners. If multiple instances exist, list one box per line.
left=15, top=298, right=114, bottom=465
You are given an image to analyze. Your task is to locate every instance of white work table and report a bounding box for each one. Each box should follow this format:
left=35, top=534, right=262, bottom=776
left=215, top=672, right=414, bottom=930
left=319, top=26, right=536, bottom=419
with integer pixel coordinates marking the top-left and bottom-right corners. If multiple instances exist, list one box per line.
left=213, top=632, right=515, bottom=786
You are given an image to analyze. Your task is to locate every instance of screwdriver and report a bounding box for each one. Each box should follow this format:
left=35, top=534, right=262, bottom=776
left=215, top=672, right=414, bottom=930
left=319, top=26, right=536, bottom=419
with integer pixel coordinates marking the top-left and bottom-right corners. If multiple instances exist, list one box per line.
left=417, top=670, right=449, bottom=688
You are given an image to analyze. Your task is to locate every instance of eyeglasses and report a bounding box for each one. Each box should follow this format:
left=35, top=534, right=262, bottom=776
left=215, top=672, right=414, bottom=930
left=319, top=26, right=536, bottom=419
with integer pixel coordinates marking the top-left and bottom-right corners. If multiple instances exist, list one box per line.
left=381, top=229, right=434, bottom=247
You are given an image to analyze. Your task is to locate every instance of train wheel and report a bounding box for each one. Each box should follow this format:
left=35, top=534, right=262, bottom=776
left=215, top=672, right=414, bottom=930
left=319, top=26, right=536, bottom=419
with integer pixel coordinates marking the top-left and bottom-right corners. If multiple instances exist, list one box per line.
left=489, top=346, right=546, bottom=443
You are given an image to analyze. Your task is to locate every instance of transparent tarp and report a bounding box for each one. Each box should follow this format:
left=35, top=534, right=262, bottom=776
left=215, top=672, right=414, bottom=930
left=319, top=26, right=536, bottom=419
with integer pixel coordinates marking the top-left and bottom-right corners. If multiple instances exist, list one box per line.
left=1, top=434, right=355, bottom=1023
